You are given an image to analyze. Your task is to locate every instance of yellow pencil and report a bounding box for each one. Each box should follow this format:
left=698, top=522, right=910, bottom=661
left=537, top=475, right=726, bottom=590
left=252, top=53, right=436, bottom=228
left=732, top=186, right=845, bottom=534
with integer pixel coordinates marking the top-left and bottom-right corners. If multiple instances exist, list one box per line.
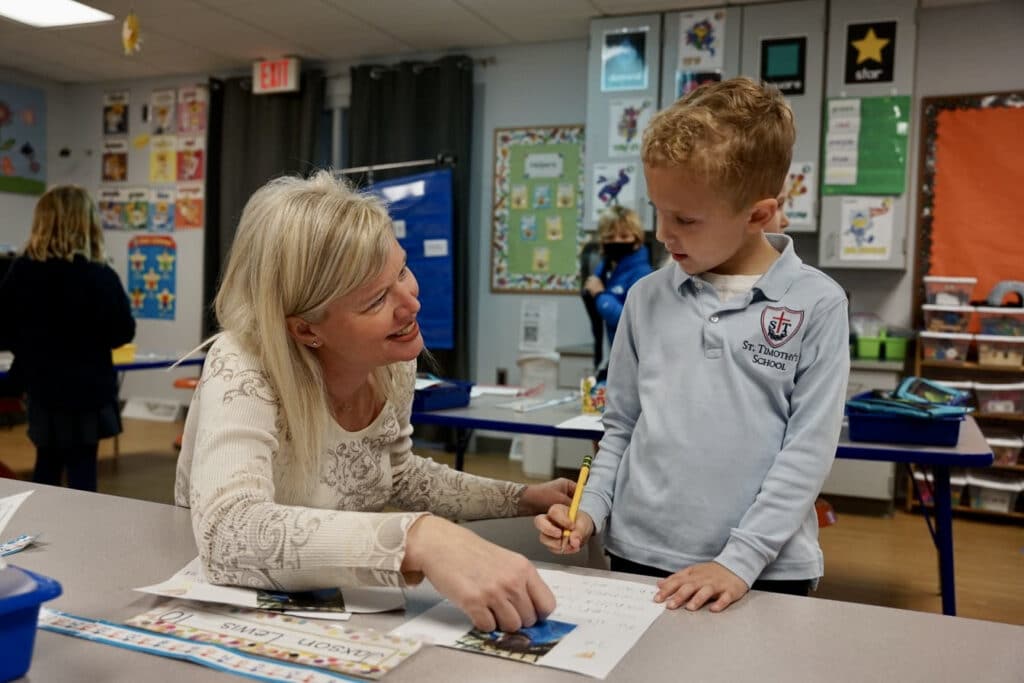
left=561, top=454, right=592, bottom=551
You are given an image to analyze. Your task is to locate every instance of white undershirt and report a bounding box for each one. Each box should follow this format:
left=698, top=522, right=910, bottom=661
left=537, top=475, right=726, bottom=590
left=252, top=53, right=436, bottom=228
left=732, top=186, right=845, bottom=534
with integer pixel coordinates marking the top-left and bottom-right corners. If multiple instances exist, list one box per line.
left=700, top=272, right=764, bottom=302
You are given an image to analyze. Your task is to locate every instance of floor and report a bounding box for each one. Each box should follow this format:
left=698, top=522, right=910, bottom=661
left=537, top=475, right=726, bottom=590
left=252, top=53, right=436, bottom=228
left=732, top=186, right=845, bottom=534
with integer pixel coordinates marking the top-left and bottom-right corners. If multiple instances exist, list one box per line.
left=1, top=418, right=1022, bottom=625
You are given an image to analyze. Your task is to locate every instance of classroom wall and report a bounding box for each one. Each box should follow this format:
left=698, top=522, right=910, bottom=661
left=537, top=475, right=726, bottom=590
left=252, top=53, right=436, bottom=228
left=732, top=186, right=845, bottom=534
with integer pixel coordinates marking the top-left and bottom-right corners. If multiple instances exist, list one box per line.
left=0, top=68, right=71, bottom=249
left=57, top=74, right=213, bottom=403
left=796, top=0, right=1024, bottom=328
left=464, top=40, right=592, bottom=386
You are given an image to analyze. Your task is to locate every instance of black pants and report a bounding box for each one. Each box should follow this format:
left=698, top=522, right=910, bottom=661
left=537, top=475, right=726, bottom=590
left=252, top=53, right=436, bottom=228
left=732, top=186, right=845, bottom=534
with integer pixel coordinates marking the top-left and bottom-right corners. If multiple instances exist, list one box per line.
left=608, top=553, right=812, bottom=597
left=33, top=444, right=99, bottom=492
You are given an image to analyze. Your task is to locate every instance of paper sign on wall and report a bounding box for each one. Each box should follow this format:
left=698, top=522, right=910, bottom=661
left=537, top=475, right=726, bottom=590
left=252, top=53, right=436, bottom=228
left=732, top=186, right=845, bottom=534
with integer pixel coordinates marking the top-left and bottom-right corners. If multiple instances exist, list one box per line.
left=608, top=98, right=653, bottom=157
left=601, top=27, right=649, bottom=92
left=782, top=161, right=815, bottom=227
left=149, top=89, right=176, bottom=135
left=103, top=91, right=129, bottom=135
left=149, top=135, right=176, bottom=183
left=101, top=140, right=128, bottom=182
left=175, top=183, right=204, bottom=229
left=127, top=234, right=176, bottom=319
left=591, top=161, right=638, bottom=220
left=177, top=85, right=208, bottom=134
left=98, top=188, right=129, bottom=230
left=177, top=135, right=205, bottom=182
left=124, top=188, right=150, bottom=231
left=678, top=10, right=726, bottom=70
left=839, top=196, right=894, bottom=261
left=149, top=188, right=176, bottom=232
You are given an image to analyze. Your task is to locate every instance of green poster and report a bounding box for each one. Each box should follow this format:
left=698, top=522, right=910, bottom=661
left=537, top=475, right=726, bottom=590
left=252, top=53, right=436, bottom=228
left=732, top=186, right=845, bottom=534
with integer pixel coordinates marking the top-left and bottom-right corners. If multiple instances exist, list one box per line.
left=491, top=125, right=585, bottom=293
left=822, top=95, right=910, bottom=196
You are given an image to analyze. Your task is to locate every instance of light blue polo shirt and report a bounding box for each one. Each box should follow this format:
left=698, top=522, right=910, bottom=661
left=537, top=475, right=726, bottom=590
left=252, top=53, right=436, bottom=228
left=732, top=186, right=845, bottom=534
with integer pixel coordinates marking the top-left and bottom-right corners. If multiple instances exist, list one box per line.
left=580, top=233, right=850, bottom=585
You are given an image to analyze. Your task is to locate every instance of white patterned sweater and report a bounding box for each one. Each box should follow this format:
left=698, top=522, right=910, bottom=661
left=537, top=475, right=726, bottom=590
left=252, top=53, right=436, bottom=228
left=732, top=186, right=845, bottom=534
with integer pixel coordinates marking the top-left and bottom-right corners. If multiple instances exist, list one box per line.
left=175, top=332, right=525, bottom=591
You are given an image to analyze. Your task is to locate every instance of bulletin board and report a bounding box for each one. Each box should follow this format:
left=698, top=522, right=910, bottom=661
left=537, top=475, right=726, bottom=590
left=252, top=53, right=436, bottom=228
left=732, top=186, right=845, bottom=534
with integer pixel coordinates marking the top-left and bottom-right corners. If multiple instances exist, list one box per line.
left=490, top=125, right=585, bottom=293
left=913, top=91, right=1024, bottom=318
left=0, top=81, right=46, bottom=195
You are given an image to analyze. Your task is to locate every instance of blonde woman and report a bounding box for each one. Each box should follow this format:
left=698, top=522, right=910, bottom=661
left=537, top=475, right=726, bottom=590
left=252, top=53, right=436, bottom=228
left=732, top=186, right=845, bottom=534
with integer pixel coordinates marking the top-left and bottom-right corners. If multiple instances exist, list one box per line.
left=581, top=206, right=652, bottom=367
left=175, top=171, right=574, bottom=633
left=0, top=185, right=135, bottom=491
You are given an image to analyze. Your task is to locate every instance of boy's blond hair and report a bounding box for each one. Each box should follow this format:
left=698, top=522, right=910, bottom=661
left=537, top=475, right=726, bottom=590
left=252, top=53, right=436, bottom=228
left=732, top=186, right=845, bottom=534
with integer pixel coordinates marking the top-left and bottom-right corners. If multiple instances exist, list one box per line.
left=642, top=77, right=795, bottom=213
left=596, top=205, right=645, bottom=243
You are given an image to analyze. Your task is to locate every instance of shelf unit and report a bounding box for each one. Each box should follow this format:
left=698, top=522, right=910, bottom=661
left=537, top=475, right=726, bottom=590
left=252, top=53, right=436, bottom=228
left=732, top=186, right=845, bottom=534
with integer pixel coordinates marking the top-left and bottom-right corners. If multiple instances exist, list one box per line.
left=908, top=342, right=1024, bottom=520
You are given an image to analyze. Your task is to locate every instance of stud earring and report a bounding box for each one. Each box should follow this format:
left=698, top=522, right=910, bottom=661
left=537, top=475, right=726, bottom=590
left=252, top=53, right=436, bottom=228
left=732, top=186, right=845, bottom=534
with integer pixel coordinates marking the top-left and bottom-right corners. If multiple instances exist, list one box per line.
left=310, top=339, right=321, bottom=348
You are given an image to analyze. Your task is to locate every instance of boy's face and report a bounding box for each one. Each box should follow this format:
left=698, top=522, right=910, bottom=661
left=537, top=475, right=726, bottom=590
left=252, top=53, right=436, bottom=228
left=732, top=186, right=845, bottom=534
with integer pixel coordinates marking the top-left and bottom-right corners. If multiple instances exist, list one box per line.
left=646, top=165, right=768, bottom=275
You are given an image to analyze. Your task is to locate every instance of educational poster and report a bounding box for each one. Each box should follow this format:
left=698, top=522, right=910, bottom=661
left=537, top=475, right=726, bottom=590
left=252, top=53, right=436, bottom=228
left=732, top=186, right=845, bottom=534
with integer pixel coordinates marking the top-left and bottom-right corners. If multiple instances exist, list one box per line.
left=149, top=89, right=175, bottom=135
left=491, top=125, right=585, bottom=293
left=98, top=188, right=128, bottom=230
left=823, top=96, right=910, bottom=195
left=101, top=139, right=128, bottom=182
left=591, top=161, right=638, bottom=221
left=839, top=196, right=894, bottom=261
left=761, top=36, right=806, bottom=95
left=102, top=91, right=129, bottom=135
left=124, top=188, right=150, bottom=230
left=675, top=70, right=721, bottom=99
left=177, top=85, right=208, bottom=134
left=782, top=161, right=815, bottom=227
left=0, top=81, right=46, bottom=195
left=149, top=135, right=176, bottom=183
left=127, top=234, right=176, bottom=319
left=601, top=28, right=648, bottom=92
left=845, top=21, right=896, bottom=85
left=678, top=10, right=726, bottom=70
left=175, top=183, right=204, bottom=229
left=608, top=98, right=653, bottom=157
left=176, top=135, right=204, bottom=181
left=149, top=188, right=175, bottom=232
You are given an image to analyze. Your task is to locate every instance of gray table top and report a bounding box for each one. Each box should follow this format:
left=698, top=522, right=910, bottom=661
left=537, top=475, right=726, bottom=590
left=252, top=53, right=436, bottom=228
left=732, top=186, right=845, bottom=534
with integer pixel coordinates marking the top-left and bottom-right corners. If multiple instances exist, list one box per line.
left=2, top=479, right=1021, bottom=682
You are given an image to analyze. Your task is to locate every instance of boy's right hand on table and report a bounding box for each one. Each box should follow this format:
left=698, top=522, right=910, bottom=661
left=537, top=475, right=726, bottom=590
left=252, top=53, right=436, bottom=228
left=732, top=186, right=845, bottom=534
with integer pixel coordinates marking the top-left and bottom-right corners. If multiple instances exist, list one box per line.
left=534, top=504, right=594, bottom=554
left=403, top=516, right=555, bottom=633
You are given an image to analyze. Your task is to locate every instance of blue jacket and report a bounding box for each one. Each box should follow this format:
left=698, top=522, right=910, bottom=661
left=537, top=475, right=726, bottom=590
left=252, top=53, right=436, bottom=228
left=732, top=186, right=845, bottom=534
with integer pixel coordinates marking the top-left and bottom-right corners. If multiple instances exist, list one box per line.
left=593, top=245, right=653, bottom=344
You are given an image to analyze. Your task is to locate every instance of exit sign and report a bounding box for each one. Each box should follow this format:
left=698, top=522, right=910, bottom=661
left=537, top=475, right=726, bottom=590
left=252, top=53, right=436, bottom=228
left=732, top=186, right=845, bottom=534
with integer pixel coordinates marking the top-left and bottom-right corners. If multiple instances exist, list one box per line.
left=253, top=58, right=301, bottom=94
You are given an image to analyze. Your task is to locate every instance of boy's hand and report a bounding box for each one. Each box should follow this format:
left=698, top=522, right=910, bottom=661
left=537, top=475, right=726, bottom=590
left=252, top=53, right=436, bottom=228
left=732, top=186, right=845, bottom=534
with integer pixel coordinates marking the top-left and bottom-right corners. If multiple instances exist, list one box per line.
left=518, top=478, right=575, bottom=516
left=534, top=505, right=594, bottom=554
left=655, top=562, right=748, bottom=613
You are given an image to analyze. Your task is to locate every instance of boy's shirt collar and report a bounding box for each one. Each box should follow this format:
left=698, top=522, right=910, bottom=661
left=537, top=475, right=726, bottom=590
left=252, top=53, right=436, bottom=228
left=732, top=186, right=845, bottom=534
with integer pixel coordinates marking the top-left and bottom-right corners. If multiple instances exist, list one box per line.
left=671, top=232, right=801, bottom=302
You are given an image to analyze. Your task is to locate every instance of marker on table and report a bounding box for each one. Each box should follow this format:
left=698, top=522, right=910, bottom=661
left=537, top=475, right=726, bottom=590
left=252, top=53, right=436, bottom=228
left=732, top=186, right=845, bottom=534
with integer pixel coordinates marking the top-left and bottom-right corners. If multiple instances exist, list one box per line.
left=561, top=454, right=593, bottom=553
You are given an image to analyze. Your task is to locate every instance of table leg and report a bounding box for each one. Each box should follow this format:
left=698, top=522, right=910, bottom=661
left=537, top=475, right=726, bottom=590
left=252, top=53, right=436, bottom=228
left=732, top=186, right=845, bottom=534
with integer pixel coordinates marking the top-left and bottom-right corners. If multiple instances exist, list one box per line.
left=931, top=464, right=956, bottom=616
left=454, top=428, right=472, bottom=471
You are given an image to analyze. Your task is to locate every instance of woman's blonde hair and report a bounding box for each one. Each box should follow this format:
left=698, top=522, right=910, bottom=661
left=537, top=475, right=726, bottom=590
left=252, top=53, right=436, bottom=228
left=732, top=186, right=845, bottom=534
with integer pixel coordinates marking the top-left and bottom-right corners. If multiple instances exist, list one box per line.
left=642, top=77, right=795, bottom=212
left=214, top=170, right=403, bottom=486
left=596, top=205, right=644, bottom=243
left=25, top=185, right=106, bottom=262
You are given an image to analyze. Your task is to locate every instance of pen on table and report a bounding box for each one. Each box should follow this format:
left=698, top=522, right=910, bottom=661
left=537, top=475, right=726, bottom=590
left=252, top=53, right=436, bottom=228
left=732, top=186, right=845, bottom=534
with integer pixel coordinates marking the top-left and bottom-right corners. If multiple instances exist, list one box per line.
left=561, top=454, right=593, bottom=553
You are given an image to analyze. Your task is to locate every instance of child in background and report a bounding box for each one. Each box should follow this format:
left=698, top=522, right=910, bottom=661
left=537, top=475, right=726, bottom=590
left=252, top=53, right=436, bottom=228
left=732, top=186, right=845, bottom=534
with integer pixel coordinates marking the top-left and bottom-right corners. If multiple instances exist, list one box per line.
left=0, top=186, right=135, bottom=491
left=536, top=78, right=849, bottom=612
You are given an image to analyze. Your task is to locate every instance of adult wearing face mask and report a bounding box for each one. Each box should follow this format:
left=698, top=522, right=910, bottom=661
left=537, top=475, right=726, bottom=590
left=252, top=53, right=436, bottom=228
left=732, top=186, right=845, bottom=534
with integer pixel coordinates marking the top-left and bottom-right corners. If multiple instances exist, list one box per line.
left=581, top=206, right=653, bottom=369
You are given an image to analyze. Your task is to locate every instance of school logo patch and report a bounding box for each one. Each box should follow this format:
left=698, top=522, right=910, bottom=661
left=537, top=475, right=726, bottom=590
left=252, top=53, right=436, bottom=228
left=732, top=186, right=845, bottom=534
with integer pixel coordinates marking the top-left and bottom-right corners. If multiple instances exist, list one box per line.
left=761, top=306, right=804, bottom=348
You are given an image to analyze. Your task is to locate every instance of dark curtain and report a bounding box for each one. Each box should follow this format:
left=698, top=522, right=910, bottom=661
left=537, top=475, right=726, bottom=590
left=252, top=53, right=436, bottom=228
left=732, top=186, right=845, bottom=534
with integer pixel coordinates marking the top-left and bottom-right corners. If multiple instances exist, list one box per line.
left=348, top=56, right=473, bottom=381
left=202, top=71, right=325, bottom=337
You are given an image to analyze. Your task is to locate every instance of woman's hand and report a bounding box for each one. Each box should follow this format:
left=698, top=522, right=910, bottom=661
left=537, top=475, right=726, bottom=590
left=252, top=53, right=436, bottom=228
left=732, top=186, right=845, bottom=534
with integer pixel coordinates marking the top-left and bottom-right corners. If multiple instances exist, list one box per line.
left=517, top=478, right=575, bottom=515
left=402, top=516, right=556, bottom=632
left=535, top=505, right=594, bottom=554
left=584, top=276, right=605, bottom=296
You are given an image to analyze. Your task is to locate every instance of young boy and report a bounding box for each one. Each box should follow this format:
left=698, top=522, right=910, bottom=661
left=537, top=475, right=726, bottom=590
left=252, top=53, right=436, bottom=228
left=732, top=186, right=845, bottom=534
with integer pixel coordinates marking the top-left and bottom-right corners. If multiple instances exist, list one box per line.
left=536, top=78, right=849, bottom=612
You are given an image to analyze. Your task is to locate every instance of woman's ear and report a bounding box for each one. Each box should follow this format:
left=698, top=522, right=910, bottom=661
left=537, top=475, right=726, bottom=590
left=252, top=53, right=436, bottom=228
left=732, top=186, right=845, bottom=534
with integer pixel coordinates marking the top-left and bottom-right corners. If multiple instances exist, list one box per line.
left=285, top=316, right=318, bottom=347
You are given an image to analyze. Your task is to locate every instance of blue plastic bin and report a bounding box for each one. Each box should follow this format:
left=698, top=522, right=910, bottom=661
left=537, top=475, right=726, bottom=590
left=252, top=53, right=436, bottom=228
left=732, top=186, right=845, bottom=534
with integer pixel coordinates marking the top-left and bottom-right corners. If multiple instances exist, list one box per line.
left=846, top=391, right=964, bottom=447
left=0, top=565, right=63, bottom=682
left=412, top=380, right=474, bottom=412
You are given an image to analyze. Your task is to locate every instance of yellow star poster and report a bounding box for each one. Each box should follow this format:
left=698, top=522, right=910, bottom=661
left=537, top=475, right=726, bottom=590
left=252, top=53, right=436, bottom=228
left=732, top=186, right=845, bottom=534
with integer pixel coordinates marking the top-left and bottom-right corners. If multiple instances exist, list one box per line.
left=149, top=135, right=176, bottom=183
left=127, top=234, right=176, bottom=320
left=845, top=21, right=896, bottom=84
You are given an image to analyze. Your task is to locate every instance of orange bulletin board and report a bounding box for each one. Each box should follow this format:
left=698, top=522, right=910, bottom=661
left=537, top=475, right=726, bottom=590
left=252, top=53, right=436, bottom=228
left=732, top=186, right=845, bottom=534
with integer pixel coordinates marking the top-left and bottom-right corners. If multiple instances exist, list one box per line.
left=914, top=92, right=1024, bottom=319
